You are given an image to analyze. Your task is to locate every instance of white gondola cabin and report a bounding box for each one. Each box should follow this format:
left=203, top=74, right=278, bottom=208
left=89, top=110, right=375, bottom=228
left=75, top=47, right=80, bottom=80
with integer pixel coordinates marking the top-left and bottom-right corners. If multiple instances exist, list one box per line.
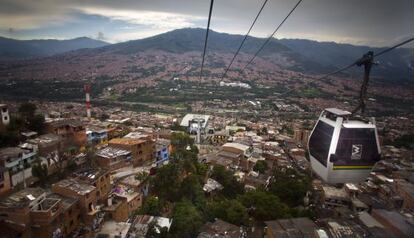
left=308, top=108, right=381, bottom=184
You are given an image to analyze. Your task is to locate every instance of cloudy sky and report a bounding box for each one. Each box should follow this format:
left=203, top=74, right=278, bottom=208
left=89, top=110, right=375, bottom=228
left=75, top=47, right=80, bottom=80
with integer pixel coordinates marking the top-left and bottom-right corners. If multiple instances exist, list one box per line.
left=0, top=0, right=413, bottom=47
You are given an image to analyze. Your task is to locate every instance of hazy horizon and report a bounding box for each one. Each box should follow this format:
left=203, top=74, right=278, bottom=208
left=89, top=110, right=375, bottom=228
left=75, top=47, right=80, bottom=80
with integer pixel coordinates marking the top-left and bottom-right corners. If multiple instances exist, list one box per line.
left=2, top=27, right=414, bottom=50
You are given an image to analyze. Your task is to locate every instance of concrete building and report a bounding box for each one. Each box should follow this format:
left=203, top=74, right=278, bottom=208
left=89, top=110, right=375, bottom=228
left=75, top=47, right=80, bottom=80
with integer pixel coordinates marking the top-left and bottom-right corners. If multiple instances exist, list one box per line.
left=198, top=219, right=243, bottom=238
left=46, top=193, right=81, bottom=237
left=321, top=186, right=350, bottom=208
left=0, top=167, right=11, bottom=196
left=72, top=167, right=111, bottom=202
left=96, top=221, right=131, bottom=238
left=0, top=146, right=38, bottom=189
left=103, top=195, right=129, bottom=222
left=109, top=138, right=154, bottom=167
left=46, top=119, right=87, bottom=149
left=112, top=184, right=142, bottom=217
left=371, top=209, right=414, bottom=238
left=86, top=127, right=108, bottom=145
left=0, top=188, right=81, bottom=238
left=222, top=143, right=250, bottom=157
left=394, top=180, right=414, bottom=211
left=51, top=178, right=104, bottom=229
left=128, top=215, right=172, bottom=237
left=265, top=217, right=317, bottom=238
left=96, top=146, right=132, bottom=171
left=155, top=139, right=170, bottom=167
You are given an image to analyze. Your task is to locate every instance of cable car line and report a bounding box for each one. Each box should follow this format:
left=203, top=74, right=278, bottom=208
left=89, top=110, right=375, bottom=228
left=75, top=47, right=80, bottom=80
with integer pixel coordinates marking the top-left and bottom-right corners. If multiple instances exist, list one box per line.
left=374, top=37, right=414, bottom=57
left=317, top=37, right=414, bottom=81
left=315, top=37, right=414, bottom=114
left=200, top=0, right=215, bottom=79
left=241, top=0, right=303, bottom=71
left=220, top=0, right=269, bottom=80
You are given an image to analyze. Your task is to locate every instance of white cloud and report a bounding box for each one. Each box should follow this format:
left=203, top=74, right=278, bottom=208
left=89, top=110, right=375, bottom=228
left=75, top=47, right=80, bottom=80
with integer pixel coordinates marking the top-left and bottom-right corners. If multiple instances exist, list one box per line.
left=77, top=7, right=202, bottom=29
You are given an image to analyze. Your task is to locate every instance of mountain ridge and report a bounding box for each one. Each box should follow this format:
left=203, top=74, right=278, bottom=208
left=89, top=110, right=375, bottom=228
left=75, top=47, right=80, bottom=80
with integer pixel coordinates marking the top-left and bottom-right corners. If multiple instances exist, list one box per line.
left=1, top=28, right=413, bottom=81
left=0, top=36, right=109, bottom=59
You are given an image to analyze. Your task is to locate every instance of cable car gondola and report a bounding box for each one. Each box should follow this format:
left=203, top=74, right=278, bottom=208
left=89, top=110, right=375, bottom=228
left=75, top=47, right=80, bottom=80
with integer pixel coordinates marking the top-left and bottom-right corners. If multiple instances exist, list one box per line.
left=308, top=108, right=381, bottom=184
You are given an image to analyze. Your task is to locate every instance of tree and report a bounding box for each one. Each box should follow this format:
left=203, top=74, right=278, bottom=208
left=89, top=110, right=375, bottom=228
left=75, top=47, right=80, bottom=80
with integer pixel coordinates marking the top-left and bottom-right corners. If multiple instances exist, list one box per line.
left=253, top=160, right=268, bottom=174
left=0, top=129, right=19, bottom=147
left=18, top=102, right=45, bottom=134
left=135, top=171, right=149, bottom=182
left=28, top=114, right=45, bottom=133
left=211, top=165, right=244, bottom=199
left=170, top=201, right=204, bottom=238
left=151, top=163, right=182, bottom=202
left=171, top=132, right=194, bottom=151
left=139, top=196, right=162, bottom=216
left=32, top=162, right=48, bottom=185
left=238, top=190, right=291, bottom=221
left=268, top=168, right=311, bottom=207
left=179, top=174, right=206, bottom=210
left=209, top=199, right=249, bottom=226
left=18, top=102, right=36, bottom=119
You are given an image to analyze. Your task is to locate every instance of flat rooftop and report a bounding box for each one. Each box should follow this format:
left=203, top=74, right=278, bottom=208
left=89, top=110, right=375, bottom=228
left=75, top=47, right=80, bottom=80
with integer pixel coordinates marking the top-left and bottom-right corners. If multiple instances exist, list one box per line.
left=28, top=133, right=60, bottom=146
left=73, top=167, right=108, bottom=182
left=47, top=193, right=78, bottom=211
left=265, top=217, right=317, bottom=238
left=322, top=186, right=349, bottom=200
left=96, top=146, right=131, bottom=159
left=199, top=219, right=241, bottom=238
left=222, top=142, right=250, bottom=152
left=0, top=147, right=23, bottom=160
left=53, top=178, right=95, bottom=195
left=109, top=138, right=146, bottom=145
left=0, top=187, right=45, bottom=208
left=96, top=221, right=131, bottom=238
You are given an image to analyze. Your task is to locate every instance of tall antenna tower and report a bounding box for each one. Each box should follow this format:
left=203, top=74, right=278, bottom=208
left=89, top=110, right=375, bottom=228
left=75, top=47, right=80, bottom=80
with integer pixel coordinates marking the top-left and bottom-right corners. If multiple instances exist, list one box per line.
left=84, top=84, right=91, bottom=119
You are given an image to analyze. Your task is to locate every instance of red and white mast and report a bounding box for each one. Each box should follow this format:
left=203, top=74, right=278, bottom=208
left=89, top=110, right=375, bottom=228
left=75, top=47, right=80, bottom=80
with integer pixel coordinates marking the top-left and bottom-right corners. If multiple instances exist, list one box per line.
left=84, top=84, right=91, bottom=119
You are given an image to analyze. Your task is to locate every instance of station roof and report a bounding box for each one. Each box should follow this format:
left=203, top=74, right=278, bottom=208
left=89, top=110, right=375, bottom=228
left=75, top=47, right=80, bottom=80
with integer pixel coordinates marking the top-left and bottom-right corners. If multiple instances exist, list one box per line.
left=325, top=108, right=352, bottom=116
left=180, top=114, right=210, bottom=128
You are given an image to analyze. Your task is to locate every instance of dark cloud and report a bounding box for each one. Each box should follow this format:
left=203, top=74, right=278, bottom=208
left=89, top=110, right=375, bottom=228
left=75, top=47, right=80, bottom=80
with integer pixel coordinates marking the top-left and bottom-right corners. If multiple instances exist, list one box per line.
left=0, top=0, right=412, bottom=46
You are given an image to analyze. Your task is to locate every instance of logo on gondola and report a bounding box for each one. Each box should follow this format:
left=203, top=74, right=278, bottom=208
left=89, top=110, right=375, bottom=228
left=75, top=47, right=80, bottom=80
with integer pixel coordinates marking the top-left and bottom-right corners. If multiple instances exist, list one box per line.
left=351, top=144, right=362, bottom=160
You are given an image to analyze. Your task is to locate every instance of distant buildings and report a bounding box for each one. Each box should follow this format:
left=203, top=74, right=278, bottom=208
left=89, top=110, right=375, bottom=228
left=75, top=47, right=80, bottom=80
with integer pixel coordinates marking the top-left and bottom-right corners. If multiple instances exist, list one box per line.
left=219, top=81, right=251, bottom=89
